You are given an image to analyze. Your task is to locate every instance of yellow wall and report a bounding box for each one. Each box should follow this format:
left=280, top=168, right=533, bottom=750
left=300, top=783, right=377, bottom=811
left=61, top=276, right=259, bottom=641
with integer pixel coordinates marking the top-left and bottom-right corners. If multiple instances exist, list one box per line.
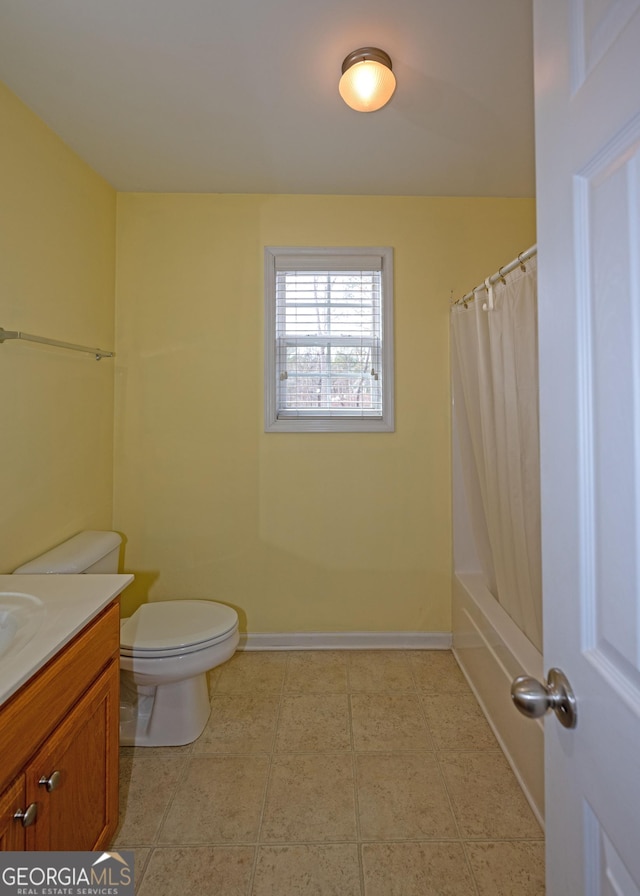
left=0, top=80, right=535, bottom=629
left=0, top=83, right=116, bottom=572
left=114, top=194, right=535, bottom=630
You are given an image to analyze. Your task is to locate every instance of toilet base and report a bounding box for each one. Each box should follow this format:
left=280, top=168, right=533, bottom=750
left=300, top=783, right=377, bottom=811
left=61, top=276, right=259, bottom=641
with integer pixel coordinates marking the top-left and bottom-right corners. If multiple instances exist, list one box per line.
left=120, top=671, right=211, bottom=747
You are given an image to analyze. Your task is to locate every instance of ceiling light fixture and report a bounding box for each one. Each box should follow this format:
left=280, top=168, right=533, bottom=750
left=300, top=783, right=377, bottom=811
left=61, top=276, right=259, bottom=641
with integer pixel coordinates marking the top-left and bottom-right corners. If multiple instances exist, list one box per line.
left=338, top=47, right=396, bottom=112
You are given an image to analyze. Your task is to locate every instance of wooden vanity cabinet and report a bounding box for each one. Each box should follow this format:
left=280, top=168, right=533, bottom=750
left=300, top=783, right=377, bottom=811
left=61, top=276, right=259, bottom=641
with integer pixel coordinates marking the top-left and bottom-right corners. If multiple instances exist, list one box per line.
left=0, top=779, right=26, bottom=850
left=0, top=600, right=120, bottom=851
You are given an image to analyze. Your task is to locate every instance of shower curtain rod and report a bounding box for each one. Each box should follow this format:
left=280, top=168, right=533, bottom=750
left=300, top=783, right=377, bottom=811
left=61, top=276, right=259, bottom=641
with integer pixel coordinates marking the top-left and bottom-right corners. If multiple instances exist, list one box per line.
left=451, top=244, right=537, bottom=308
left=0, top=327, right=114, bottom=360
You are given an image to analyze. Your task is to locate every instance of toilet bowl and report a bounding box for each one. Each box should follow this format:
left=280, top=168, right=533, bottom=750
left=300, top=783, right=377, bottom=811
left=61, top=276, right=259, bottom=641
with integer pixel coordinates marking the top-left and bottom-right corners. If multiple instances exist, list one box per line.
left=13, top=531, right=239, bottom=747
left=119, top=599, right=239, bottom=746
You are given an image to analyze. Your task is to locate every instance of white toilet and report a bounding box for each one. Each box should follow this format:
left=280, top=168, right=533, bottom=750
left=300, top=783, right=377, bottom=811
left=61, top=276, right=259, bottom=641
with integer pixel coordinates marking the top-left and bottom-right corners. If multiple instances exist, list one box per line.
left=13, top=530, right=239, bottom=747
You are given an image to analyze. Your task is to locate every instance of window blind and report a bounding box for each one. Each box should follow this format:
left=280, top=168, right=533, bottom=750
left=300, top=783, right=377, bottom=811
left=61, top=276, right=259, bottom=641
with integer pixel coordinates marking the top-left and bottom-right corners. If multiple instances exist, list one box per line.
left=275, top=259, right=384, bottom=418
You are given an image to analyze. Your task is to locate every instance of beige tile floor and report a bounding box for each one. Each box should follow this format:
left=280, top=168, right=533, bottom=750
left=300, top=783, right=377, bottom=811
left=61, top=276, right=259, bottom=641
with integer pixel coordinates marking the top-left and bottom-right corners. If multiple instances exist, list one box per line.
left=112, top=650, right=545, bottom=895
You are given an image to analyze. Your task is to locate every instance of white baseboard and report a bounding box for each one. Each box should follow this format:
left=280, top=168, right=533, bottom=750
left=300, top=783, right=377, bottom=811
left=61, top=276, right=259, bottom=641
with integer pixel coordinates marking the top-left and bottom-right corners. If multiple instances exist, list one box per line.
left=237, top=631, right=452, bottom=651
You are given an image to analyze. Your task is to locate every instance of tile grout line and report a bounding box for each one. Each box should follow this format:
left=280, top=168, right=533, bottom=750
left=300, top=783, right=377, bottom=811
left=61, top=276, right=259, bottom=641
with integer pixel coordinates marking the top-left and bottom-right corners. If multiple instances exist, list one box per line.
left=346, top=655, right=367, bottom=896
left=409, top=655, right=482, bottom=895
left=246, top=652, right=288, bottom=895
left=460, top=840, right=482, bottom=896
left=408, top=659, right=465, bottom=845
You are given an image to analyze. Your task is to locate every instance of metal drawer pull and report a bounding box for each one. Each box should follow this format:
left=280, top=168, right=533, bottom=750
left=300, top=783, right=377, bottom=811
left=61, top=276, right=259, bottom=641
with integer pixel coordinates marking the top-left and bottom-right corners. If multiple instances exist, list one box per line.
left=39, top=770, right=62, bottom=792
left=14, top=803, right=37, bottom=827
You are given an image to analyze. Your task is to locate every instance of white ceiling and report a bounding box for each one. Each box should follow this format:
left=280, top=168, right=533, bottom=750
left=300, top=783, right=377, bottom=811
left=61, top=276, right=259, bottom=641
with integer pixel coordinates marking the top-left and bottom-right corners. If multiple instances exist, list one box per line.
left=0, top=0, right=535, bottom=196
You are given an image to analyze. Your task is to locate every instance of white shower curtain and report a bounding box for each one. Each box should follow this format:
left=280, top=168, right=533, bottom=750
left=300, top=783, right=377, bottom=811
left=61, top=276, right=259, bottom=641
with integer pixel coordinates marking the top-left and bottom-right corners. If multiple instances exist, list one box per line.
left=451, top=256, right=542, bottom=651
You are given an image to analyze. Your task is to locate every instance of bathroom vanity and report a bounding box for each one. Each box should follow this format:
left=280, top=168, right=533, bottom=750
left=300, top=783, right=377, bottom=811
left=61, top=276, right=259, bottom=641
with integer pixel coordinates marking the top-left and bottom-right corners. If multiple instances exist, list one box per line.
left=0, top=573, right=133, bottom=850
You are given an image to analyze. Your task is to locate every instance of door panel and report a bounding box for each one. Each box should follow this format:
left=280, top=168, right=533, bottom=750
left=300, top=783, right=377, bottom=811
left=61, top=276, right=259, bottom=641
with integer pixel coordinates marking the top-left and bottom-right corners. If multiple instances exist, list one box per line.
left=535, top=0, right=640, bottom=891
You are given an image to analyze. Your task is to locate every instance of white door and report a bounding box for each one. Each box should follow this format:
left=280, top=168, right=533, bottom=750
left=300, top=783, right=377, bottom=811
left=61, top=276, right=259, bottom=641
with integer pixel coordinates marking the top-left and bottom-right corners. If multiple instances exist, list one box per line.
left=534, top=0, right=640, bottom=892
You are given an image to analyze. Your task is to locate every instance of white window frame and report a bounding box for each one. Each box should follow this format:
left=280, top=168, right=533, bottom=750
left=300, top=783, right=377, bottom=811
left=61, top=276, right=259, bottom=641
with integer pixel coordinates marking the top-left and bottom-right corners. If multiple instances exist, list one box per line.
left=264, top=246, right=394, bottom=433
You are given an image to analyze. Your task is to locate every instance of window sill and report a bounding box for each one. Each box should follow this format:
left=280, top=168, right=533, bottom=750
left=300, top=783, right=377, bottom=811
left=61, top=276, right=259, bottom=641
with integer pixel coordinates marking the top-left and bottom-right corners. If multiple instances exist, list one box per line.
left=265, top=417, right=395, bottom=433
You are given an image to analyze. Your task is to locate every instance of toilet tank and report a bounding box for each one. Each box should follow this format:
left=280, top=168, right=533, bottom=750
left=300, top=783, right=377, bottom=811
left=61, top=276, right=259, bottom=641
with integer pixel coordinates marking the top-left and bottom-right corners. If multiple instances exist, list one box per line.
left=13, top=531, right=122, bottom=574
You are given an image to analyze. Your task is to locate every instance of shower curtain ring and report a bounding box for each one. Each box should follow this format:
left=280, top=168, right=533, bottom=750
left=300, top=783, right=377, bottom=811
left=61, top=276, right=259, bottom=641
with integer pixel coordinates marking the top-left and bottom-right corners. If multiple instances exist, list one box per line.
left=482, top=277, right=495, bottom=312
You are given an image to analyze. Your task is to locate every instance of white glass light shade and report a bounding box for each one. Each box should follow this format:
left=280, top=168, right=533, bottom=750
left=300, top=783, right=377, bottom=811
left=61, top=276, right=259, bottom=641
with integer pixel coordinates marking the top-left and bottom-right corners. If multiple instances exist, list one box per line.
left=339, top=48, right=396, bottom=112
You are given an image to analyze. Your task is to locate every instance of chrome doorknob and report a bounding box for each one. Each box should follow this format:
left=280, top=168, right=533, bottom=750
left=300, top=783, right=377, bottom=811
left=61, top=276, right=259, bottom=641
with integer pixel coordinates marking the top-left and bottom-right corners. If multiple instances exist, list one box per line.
left=511, top=667, right=577, bottom=729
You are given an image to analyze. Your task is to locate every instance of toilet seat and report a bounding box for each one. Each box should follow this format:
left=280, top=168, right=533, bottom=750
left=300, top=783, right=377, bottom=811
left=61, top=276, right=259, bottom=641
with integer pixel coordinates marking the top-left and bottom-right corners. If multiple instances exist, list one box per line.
left=120, top=599, right=238, bottom=659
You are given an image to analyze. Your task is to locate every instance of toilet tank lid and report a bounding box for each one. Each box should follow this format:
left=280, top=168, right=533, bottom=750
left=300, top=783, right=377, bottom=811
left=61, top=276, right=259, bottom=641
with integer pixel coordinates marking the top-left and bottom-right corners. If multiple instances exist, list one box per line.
left=13, top=530, right=122, bottom=574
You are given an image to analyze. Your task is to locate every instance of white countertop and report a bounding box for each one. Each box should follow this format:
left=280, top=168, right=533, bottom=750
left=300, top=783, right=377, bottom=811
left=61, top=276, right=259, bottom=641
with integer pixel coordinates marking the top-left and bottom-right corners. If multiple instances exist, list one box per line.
left=0, top=573, right=133, bottom=706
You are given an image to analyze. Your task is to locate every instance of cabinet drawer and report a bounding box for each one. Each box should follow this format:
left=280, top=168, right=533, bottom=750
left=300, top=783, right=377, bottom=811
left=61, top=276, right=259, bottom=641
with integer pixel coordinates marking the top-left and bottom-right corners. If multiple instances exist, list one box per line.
left=0, top=601, right=119, bottom=794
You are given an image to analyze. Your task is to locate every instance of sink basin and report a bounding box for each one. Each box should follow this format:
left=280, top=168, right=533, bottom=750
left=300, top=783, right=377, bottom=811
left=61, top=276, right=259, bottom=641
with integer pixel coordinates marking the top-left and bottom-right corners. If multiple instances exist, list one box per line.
left=0, top=592, right=45, bottom=662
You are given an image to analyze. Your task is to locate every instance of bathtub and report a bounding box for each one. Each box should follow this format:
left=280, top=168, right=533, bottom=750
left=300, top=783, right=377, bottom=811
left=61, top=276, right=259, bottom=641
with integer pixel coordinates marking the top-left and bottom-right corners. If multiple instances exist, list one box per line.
left=452, top=571, right=545, bottom=827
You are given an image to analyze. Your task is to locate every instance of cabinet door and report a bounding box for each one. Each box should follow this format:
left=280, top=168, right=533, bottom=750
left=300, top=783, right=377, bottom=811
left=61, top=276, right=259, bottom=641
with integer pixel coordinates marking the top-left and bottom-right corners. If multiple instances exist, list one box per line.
left=25, top=660, right=119, bottom=851
left=0, top=778, right=27, bottom=850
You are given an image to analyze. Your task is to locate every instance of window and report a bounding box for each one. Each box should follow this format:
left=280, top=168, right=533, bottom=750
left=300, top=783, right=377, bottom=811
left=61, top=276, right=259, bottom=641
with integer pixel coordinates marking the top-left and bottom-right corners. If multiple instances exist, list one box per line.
left=264, top=247, right=394, bottom=432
